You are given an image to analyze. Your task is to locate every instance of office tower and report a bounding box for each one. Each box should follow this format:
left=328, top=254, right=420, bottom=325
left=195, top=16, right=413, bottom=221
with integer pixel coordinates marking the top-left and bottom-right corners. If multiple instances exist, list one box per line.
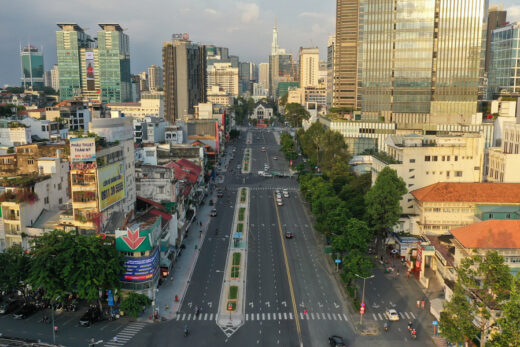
left=299, top=47, right=320, bottom=88
left=269, top=53, right=294, bottom=98
left=229, top=55, right=239, bottom=68
left=259, top=63, right=269, bottom=93
left=239, top=62, right=255, bottom=95
left=208, top=62, right=239, bottom=97
left=96, top=24, right=132, bottom=103
left=333, top=0, right=359, bottom=110
left=148, top=64, right=163, bottom=91
left=271, top=18, right=283, bottom=55
left=485, top=5, right=507, bottom=74
left=162, top=36, right=206, bottom=123
left=56, top=23, right=131, bottom=103
left=335, top=0, right=487, bottom=118
left=138, top=71, right=148, bottom=91
left=20, top=45, right=45, bottom=89
left=327, top=36, right=335, bottom=109
left=56, top=23, right=92, bottom=101
left=488, top=23, right=520, bottom=99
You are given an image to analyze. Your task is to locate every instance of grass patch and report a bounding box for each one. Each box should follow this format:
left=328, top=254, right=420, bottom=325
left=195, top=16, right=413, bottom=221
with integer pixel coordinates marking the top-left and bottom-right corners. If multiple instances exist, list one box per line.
left=240, top=188, right=247, bottom=202
left=236, top=223, right=244, bottom=233
left=232, top=252, right=241, bottom=265
left=229, top=286, right=238, bottom=300
left=231, top=266, right=239, bottom=279
left=238, top=208, right=245, bottom=221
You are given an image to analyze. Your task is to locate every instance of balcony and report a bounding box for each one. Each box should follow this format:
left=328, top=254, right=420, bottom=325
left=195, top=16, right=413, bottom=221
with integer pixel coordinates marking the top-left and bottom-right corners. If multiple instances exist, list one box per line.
left=3, top=214, right=20, bottom=222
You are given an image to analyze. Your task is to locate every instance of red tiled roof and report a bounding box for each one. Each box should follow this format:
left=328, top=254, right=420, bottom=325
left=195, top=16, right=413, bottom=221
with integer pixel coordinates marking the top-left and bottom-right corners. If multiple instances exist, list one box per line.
left=450, top=220, right=520, bottom=249
left=165, top=161, right=197, bottom=184
left=411, top=182, right=520, bottom=203
left=136, top=196, right=167, bottom=211
left=177, top=158, right=202, bottom=176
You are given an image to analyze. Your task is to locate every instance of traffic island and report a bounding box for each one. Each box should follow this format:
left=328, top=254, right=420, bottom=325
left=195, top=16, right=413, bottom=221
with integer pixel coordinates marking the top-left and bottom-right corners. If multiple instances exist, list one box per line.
left=216, top=187, right=249, bottom=336
left=241, top=148, right=251, bottom=174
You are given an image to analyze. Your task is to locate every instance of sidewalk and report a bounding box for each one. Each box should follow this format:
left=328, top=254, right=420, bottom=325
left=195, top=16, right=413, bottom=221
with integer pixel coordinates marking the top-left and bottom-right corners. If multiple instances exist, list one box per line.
left=139, top=189, right=216, bottom=322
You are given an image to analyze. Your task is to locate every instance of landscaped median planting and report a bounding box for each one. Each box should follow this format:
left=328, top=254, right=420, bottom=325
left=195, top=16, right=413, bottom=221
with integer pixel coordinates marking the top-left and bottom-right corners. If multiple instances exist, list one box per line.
left=240, top=188, right=247, bottom=202
left=236, top=223, right=243, bottom=233
left=232, top=252, right=241, bottom=265
left=238, top=208, right=245, bottom=221
left=241, top=148, right=252, bottom=173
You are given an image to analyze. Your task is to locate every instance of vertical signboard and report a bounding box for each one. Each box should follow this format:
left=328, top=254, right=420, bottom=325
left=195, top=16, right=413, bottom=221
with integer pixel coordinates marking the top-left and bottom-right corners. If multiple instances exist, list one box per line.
left=98, top=162, right=126, bottom=211
left=85, top=51, right=95, bottom=91
left=70, top=137, right=96, bottom=162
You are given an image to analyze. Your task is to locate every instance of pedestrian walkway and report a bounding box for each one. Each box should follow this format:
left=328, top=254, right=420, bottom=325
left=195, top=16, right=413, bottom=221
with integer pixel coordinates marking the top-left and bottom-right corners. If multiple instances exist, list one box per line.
left=370, top=311, right=417, bottom=321
left=173, top=311, right=350, bottom=322
left=104, top=322, right=147, bottom=347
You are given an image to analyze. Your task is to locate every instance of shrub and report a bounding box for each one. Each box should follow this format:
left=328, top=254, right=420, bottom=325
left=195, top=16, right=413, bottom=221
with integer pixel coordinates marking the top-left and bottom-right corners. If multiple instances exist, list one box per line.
left=232, top=252, right=241, bottom=265
left=238, top=208, right=245, bottom=221
left=229, top=286, right=238, bottom=300
left=236, top=223, right=243, bottom=233
left=120, top=292, right=151, bottom=318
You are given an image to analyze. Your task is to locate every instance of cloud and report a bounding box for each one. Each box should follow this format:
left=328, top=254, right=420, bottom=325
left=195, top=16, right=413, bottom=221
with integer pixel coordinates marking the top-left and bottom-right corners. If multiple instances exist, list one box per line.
left=236, top=2, right=259, bottom=23
left=204, top=8, right=219, bottom=16
left=508, top=5, right=520, bottom=22
left=298, top=12, right=327, bottom=19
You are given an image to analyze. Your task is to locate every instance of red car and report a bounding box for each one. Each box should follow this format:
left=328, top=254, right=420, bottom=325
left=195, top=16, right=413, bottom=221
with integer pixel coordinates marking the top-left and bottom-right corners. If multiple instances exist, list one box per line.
left=285, top=231, right=294, bottom=239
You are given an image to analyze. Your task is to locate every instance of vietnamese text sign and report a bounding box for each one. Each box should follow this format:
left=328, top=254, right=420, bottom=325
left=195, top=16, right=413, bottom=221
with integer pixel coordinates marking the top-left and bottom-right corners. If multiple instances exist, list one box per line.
left=121, top=248, right=159, bottom=282
left=98, top=162, right=125, bottom=210
left=70, top=137, right=96, bottom=162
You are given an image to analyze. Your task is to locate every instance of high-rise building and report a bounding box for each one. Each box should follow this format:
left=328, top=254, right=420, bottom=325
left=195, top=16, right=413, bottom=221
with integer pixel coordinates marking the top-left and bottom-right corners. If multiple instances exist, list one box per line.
left=259, top=63, right=270, bottom=94
left=485, top=5, right=507, bottom=74
left=56, top=23, right=92, bottom=100
left=138, top=71, right=148, bottom=92
left=327, top=35, right=335, bottom=109
left=20, top=45, right=45, bottom=90
left=239, top=62, right=255, bottom=95
left=46, top=64, right=60, bottom=91
left=56, top=23, right=131, bottom=103
left=333, top=1, right=359, bottom=110
left=269, top=53, right=294, bottom=98
left=148, top=64, right=163, bottom=91
left=162, top=36, right=206, bottom=123
left=207, top=62, right=239, bottom=97
left=334, top=0, right=487, bottom=118
left=299, top=47, right=320, bottom=88
left=488, top=23, right=520, bottom=99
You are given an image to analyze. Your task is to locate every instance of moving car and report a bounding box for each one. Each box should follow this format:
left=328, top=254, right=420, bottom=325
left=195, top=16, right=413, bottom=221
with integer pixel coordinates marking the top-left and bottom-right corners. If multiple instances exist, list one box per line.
left=273, top=156, right=278, bottom=160
left=13, top=303, right=38, bottom=319
left=285, top=231, right=294, bottom=239
left=79, top=306, right=102, bottom=327
left=217, top=191, right=224, bottom=198
left=210, top=209, right=218, bottom=217
left=261, top=147, right=266, bottom=152
left=0, top=300, right=23, bottom=315
left=264, top=173, right=273, bottom=178
left=386, top=309, right=400, bottom=321
left=277, top=200, right=283, bottom=206
left=329, top=335, right=347, bottom=347
left=283, top=191, right=289, bottom=198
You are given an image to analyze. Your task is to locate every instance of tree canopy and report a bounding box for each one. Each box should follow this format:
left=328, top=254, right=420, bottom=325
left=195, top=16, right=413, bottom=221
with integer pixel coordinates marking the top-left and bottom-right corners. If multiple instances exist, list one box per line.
left=0, top=245, right=30, bottom=292
left=284, top=103, right=310, bottom=128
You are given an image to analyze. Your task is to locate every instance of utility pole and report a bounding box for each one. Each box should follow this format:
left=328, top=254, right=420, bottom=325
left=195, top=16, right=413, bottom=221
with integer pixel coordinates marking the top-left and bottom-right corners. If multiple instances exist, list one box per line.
left=356, top=274, right=374, bottom=328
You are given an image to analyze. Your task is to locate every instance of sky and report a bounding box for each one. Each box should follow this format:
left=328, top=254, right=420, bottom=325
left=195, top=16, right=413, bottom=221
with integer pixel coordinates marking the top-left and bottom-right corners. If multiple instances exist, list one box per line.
left=0, top=0, right=519, bottom=87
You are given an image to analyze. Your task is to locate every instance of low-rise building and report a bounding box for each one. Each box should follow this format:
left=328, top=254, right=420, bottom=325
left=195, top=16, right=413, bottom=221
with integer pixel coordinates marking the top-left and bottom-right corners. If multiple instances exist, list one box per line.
left=20, top=117, right=63, bottom=141
left=0, top=120, right=31, bottom=147
left=0, top=143, right=67, bottom=176
left=133, top=117, right=168, bottom=144
left=250, top=101, right=273, bottom=122
left=108, top=91, right=164, bottom=119
left=372, top=134, right=485, bottom=214
left=487, top=121, right=520, bottom=182
left=410, top=182, right=520, bottom=235
left=206, top=86, right=233, bottom=107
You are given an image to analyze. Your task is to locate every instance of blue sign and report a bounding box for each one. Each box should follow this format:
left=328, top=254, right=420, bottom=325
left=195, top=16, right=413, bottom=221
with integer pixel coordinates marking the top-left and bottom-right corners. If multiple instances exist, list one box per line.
left=432, top=320, right=438, bottom=326
left=121, top=248, right=160, bottom=282
left=107, top=290, right=114, bottom=307
left=335, top=259, right=342, bottom=264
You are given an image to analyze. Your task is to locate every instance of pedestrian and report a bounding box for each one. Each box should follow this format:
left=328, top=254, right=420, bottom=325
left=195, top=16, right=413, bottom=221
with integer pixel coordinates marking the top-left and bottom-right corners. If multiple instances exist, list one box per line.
left=54, top=325, right=58, bottom=335
left=304, top=308, right=308, bottom=315
left=113, top=336, right=118, bottom=343
left=199, top=230, right=202, bottom=238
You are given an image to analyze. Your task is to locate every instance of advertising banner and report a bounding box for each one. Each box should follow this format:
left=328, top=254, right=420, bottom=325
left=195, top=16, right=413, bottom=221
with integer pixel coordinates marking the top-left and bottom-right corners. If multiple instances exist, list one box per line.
left=121, top=248, right=160, bottom=282
left=70, top=137, right=96, bottom=162
left=98, top=162, right=125, bottom=211
left=85, top=51, right=95, bottom=90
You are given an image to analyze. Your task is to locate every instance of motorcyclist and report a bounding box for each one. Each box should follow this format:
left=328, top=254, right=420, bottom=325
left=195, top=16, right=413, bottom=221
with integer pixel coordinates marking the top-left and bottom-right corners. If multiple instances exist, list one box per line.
left=384, top=321, right=388, bottom=331
left=407, top=322, right=413, bottom=331
left=195, top=305, right=200, bottom=316
left=411, top=328, right=416, bottom=338
left=184, top=324, right=189, bottom=336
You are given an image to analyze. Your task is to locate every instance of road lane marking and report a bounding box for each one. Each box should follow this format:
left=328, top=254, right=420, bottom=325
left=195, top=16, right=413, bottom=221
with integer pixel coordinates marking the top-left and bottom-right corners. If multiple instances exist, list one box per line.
left=187, top=313, right=191, bottom=320
left=289, top=312, right=293, bottom=320
left=284, top=312, right=287, bottom=320
left=327, top=313, right=332, bottom=320
left=338, top=314, right=343, bottom=321
left=404, top=312, right=410, bottom=319
left=204, top=313, right=208, bottom=320
left=332, top=313, right=337, bottom=320
left=399, top=312, right=404, bottom=319
left=378, top=313, right=383, bottom=320
left=262, top=313, right=265, bottom=320
left=246, top=313, right=249, bottom=321
left=322, top=313, right=326, bottom=320
left=300, top=313, right=304, bottom=319
left=257, top=313, right=260, bottom=320
left=372, top=314, right=377, bottom=320
left=278, top=313, right=282, bottom=320
left=181, top=314, right=186, bottom=321
left=343, top=314, right=348, bottom=321
left=267, top=313, right=271, bottom=320
left=310, top=313, right=315, bottom=320
left=210, top=313, right=214, bottom=320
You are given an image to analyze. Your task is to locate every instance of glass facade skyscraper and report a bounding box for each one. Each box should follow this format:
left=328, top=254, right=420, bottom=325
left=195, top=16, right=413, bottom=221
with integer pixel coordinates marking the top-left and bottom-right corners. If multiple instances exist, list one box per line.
left=20, top=45, right=44, bottom=89
left=487, top=23, right=520, bottom=99
left=335, top=0, right=487, bottom=118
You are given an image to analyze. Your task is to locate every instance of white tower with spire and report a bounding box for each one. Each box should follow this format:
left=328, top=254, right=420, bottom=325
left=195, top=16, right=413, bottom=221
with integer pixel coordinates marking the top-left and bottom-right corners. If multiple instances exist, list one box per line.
left=271, top=18, right=285, bottom=55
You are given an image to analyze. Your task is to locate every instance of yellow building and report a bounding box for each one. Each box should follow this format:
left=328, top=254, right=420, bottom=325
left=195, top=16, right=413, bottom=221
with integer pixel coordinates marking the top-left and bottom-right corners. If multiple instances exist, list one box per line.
left=411, top=182, right=520, bottom=235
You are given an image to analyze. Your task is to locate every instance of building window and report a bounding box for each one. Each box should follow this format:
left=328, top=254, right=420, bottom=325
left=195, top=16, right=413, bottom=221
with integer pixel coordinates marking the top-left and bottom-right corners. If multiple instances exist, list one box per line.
left=425, top=156, right=431, bottom=161
left=41, top=125, right=46, bottom=132
left=489, top=213, right=494, bottom=219
left=446, top=171, right=450, bottom=178
left=447, top=156, right=450, bottom=161
left=44, top=197, right=49, bottom=204
left=432, top=156, right=438, bottom=161
left=409, top=159, right=415, bottom=163
left=27, top=159, right=34, bottom=165
left=59, top=198, right=62, bottom=204
left=506, top=213, right=511, bottom=219
left=442, top=156, right=445, bottom=161
left=455, top=171, right=463, bottom=177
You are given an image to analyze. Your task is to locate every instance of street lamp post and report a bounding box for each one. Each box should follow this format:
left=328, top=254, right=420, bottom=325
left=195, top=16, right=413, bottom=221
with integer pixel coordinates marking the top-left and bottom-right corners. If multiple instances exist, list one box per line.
left=51, top=295, right=60, bottom=345
left=356, top=274, right=375, bottom=328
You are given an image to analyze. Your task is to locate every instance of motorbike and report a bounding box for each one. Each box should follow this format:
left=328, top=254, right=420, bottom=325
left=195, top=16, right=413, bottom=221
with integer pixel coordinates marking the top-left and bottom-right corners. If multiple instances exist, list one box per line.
left=411, top=331, right=417, bottom=339
left=384, top=322, right=388, bottom=332
left=184, top=326, right=189, bottom=337
left=195, top=306, right=200, bottom=316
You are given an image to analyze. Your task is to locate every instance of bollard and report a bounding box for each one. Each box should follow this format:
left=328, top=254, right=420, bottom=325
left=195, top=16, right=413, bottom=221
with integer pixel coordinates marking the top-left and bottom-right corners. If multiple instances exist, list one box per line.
left=175, top=295, right=179, bottom=302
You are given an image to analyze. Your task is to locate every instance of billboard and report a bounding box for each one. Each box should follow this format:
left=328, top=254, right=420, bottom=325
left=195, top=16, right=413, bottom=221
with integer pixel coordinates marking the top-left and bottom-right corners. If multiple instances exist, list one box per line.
left=98, top=162, right=125, bottom=211
left=70, top=137, right=96, bottom=162
left=85, top=51, right=95, bottom=90
left=121, top=248, right=160, bottom=282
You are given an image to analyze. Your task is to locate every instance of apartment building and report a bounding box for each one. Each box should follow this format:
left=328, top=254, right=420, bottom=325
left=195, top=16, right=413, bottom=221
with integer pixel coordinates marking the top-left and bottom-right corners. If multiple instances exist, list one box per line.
left=487, top=121, right=520, bottom=182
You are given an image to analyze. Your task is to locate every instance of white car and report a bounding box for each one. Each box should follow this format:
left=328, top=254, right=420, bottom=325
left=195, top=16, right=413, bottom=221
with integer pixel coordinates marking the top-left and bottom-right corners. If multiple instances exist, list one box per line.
left=277, top=200, right=283, bottom=206
left=283, top=192, right=289, bottom=198
left=386, top=309, right=400, bottom=321
left=275, top=189, right=281, bottom=195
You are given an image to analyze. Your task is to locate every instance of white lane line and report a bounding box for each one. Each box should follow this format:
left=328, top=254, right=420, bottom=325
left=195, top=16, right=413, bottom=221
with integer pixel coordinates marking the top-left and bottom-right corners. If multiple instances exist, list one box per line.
left=181, top=314, right=186, bottom=321
left=289, top=312, right=293, bottom=320
left=278, top=313, right=282, bottom=320
left=186, top=313, right=191, bottom=320
left=327, top=313, right=332, bottom=320
left=176, top=314, right=181, bottom=321
left=338, top=314, right=343, bottom=321
left=322, top=313, right=326, bottom=320
left=343, top=314, right=348, bottom=321
left=262, top=313, right=265, bottom=320
left=204, top=313, right=208, bottom=320
left=410, top=312, right=416, bottom=319
left=378, top=313, right=384, bottom=320
left=372, top=313, right=377, bottom=320
left=284, top=312, right=287, bottom=320
left=404, top=312, right=410, bottom=319
left=267, top=313, right=271, bottom=320
left=399, top=312, right=404, bottom=319
left=210, top=313, right=214, bottom=320
left=332, top=313, right=337, bottom=320
left=310, top=313, right=315, bottom=320
left=257, top=313, right=260, bottom=320
left=300, top=313, right=304, bottom=319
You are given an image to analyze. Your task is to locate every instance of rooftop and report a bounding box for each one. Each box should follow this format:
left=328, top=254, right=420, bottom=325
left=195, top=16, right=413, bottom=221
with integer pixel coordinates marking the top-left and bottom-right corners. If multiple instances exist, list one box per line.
left=450, top=220, right=520, bottom=249
left=411, top=182, right=520, bottom=203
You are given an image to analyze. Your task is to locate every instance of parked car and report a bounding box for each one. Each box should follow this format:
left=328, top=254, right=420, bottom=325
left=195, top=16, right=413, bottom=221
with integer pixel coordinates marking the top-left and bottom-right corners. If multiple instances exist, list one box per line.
left=261, top=147, right=266, bottom=152
left=273, top=156, right=278, bottom=160
left=285, top=231, right=294, bottom=239
left=0, top=300, right=23, bottom=315
left=210, top=209, right=218, bottom=217
left=329, top=335, right=347, bottom=347
left=386, top=309, right=400, bottom=321
left=209, top=199, right=214, bottom=206
left=13, top=303, right=38, bottom=319
left=79, top=306, right=102, bottom=327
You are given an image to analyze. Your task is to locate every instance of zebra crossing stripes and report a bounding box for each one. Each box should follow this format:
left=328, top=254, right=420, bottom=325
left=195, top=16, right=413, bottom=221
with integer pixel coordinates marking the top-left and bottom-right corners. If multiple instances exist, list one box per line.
left=372, top=311, right=416, bottom=321
left=175, top=312, right=350, bottom=322
left=104, top=322, right=148, bottom=347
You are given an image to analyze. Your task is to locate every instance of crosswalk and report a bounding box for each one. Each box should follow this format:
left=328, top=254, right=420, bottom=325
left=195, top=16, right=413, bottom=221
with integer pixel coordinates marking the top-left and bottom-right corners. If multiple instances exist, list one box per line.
left=371, top=311, right=416, bottom=321
left=174, top=312, right=349, bottom=322
left=248, top=186, right=299, bottom=191
left=104, top=322, right=148, bottom=347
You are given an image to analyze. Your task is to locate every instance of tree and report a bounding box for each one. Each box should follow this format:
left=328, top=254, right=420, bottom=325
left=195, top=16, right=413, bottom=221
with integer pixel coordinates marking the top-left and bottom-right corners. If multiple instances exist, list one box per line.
left=440, top=281, right=480, bottom=344
left=365, top=167, right=406, bottom=253
left=489, top=276, right=520, bottom=346
left=284, top=103, right=310, bottom=127
left=28, top=230, right=124, bottom=303
left=0, top=245, right=30, bottom=292
left=279, top=93, right=288, bottom=107
left=120, top=292, right=151, bottom=318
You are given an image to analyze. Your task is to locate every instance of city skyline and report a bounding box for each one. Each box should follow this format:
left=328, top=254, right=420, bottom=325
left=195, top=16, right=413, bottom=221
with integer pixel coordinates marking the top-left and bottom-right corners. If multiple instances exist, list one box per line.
left=0, top=0, right=339, bottom=87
